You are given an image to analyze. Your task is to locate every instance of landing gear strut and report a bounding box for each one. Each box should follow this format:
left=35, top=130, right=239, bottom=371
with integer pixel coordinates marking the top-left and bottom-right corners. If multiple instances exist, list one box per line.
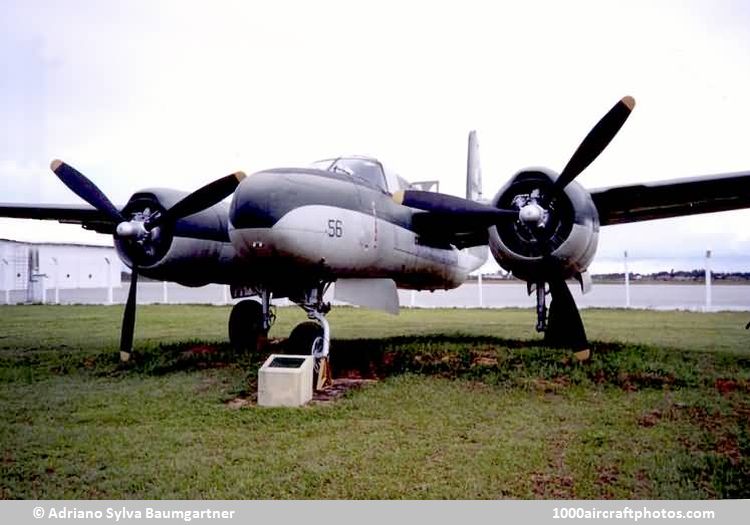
left=532, top=279, right=591, bottom=361
left=228, top=289, right=275, bottom=351
left=534, top=282, right=547, bottom=332
left=290, top=282, right=332, bottom=390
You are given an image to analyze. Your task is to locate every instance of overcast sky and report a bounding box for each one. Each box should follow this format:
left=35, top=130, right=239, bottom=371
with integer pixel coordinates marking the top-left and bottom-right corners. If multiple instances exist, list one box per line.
left=1, top=0, right=749, bottom=272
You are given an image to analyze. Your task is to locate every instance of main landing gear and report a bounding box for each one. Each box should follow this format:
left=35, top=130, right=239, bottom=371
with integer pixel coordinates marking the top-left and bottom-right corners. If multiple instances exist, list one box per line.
left=228, top=289, right=275, bottom=352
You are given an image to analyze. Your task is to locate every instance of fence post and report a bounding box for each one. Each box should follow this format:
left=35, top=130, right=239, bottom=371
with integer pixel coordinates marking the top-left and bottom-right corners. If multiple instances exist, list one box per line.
left=478, top=273, right=484, bottom=308
left=705, top=250, right=712, bottom=311
left=104, top=257, right=114, bottom=305
left=162, top=281, right=168, bottom=303
left=52, top=257, right=60, bottom=304
left=2, top=258, right=9, bottom=304
left=624, top=250, right=630, bottom=308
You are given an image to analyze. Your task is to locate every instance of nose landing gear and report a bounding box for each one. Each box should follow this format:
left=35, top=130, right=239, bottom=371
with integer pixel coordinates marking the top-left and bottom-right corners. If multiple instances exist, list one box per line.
left=290, top=283, right=333, bottom=390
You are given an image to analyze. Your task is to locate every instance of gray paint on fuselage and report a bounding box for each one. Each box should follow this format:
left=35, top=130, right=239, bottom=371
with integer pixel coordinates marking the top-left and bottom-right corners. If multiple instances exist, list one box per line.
left=230, top=168, right=412, bottom=231
left=229, top=169, right=478, bottom=288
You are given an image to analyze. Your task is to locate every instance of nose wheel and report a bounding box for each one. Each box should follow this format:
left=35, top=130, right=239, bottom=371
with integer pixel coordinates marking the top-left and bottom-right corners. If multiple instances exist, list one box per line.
left=288, top=321, right=325, bottom=355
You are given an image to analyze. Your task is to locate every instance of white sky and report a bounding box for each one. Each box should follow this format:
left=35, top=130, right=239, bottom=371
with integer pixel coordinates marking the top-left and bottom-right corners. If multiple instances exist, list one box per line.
left=1, top=0, right=750, bottom=272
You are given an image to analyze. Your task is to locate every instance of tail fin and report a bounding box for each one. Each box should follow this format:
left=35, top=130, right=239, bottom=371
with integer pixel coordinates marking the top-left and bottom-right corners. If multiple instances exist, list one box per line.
left=466, top=130, right=483, bottom=201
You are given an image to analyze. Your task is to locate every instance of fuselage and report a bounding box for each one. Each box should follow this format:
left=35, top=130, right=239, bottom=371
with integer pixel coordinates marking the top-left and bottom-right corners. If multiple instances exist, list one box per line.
left=227, top=165, right=486, bottom=295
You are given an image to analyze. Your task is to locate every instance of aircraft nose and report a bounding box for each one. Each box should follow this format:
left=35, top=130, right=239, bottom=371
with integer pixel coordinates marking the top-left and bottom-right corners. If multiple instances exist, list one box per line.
left=229, top=171, right=290, bottom=229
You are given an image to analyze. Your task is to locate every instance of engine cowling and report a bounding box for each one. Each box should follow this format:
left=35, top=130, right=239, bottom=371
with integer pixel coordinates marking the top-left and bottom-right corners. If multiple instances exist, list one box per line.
left=488, top=168, right=599, bottom=283
left=114, top=188, right=236, bottom=286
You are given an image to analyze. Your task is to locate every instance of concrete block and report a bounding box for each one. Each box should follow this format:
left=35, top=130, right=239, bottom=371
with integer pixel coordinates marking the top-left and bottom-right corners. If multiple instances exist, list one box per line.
left=258, top=354, right=314, bottom=407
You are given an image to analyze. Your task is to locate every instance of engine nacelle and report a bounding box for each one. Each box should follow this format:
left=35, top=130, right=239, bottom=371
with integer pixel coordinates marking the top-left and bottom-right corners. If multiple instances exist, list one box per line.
left=114, top=189, right=237, bottom=287
left=488, top=168, right=599, bottom=283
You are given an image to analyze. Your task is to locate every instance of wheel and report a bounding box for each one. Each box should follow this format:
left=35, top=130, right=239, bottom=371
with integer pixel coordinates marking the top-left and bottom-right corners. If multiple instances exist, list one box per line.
left=288, top=321, right=326, bottom=389
left=287, top=321, right=324, bottom=355
left=228, top=299, right=266, bottom=351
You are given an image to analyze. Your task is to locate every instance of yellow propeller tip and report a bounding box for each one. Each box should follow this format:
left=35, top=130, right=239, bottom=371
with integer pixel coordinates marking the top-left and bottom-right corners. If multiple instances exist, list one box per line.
left=233, top=171, right=247, bottom=182
left=50, top=159, right=63, bottom=172
left=392, top=190, right=405, bottom=205
left=621, top=96, right=636, bottom=111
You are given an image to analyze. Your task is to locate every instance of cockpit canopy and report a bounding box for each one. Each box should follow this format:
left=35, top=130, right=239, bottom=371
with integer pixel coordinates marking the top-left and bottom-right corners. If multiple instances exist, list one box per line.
left=310, top=156, right=405, bottom=194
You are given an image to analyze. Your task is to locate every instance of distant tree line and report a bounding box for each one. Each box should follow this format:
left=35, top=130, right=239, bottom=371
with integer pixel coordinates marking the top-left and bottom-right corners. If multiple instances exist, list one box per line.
left=592, top=270, right=750, bottom=283
left=469, top=270, right=750, bottom=283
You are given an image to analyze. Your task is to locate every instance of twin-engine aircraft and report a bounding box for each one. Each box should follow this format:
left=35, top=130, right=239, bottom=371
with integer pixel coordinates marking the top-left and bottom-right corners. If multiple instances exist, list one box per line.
left=2, top=96, right=750, bottom=366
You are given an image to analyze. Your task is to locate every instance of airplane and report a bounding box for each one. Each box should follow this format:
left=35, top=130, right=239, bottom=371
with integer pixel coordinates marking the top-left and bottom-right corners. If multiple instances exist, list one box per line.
left=2, top=95, right=750, bottom=377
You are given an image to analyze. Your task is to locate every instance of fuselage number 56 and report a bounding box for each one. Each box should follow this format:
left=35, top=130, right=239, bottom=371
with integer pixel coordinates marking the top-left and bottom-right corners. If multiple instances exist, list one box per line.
left=326, top=219, right=343, bottom=238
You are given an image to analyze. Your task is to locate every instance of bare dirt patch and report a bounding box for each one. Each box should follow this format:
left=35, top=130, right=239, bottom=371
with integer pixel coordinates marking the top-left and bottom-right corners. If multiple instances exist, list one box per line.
left=531, top=432, right=576, bottom=498
left=637, top=409, right=663, bottom=428
left=715, top=378, right=749, bottom=396
left=310, top=378, right=378, bottom=405
left=595, top=465, right=620, bottom=499
left=225, top=378, right=377, bottom=408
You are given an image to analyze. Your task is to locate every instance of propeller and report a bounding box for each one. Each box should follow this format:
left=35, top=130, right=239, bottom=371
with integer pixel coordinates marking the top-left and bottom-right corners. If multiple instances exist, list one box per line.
left=393, top=189, right=516, bottom=221
left=554, top=96, right=635, bottom=192
left=536, top=97, right=635, bottom=359
left=50, top=160, right=125, bottom=224
left=394, top=97, right=636, bottom=359
left=545, top=277, right=590, bottom=360
left=120, top=270, right=138, bottom=362
left=394, top=96, right=636, bottom=232
left=144, top=173, right=246, bottom=230
left=50, top=160, right=245, bottom=360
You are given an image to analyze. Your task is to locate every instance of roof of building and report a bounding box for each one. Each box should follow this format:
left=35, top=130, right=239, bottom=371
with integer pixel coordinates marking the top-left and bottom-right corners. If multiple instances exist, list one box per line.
left=0, top=238, right=115, bottom=249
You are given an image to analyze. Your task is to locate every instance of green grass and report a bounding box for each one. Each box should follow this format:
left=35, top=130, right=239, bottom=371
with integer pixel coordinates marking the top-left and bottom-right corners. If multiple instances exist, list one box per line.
left=1, top=305, right=749, bottom=499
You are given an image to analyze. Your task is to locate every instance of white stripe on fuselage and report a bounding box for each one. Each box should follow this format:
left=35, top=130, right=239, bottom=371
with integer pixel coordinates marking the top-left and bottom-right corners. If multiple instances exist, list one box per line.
left=229, top=205, right=487, bottom=290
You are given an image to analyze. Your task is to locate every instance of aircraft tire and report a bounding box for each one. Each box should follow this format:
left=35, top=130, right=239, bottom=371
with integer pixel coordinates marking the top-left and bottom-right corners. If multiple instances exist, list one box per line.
left=228, top=299, right=266, bottom=351
left=287, top=321, right=324, bottom=355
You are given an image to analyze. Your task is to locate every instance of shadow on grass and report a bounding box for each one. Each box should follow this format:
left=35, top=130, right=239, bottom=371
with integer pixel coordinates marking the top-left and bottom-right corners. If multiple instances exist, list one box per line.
left=97, top=334, right=744, bottom=394
left=5, top=332, right=747, bottom=397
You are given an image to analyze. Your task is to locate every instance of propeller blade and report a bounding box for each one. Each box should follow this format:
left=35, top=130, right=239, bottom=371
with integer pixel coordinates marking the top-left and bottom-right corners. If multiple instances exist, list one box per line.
left=545, top=278, right=590, bottom=360
left=394, top=190, right=517, bottom=220
left=555, top=96, right=636, bottom=191
left=119, top=270, right=138, bottom=362
left=146, top=171, right=246, bottom=230
left=50, top=160, right=124, bottom=224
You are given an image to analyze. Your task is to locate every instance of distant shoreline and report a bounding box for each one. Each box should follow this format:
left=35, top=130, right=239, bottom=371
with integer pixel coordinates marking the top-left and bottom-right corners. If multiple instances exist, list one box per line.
left=466, top=278, right=750, bottom=286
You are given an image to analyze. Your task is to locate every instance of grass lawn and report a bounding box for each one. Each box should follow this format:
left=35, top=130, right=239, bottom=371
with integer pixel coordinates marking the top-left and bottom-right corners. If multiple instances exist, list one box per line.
left=1, top=305, right=749, bottom=499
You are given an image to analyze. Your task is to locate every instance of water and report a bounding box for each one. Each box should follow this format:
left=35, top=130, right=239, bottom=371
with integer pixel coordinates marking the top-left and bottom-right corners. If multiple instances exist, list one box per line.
left=398, top=282, right=750, bottom=311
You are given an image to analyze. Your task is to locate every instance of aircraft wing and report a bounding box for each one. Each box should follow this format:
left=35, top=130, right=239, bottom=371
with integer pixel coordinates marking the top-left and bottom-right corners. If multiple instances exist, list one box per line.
left=0, top=203, right=116, bottom=233
left=591, top=171, right=750, bottom=226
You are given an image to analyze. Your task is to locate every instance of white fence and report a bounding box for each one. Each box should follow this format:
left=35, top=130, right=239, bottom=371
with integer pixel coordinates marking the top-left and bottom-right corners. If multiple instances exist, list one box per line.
left=1, top=250, right=748, bottom=311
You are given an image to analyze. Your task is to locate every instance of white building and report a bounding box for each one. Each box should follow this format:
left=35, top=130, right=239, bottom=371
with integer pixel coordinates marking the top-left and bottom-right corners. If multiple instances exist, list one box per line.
left=0, top=238, right=122, bottom=304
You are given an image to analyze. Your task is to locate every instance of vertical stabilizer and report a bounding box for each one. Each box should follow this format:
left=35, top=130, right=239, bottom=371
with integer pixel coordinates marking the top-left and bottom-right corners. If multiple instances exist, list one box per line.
left=466, top=130, right=483, bottom=201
